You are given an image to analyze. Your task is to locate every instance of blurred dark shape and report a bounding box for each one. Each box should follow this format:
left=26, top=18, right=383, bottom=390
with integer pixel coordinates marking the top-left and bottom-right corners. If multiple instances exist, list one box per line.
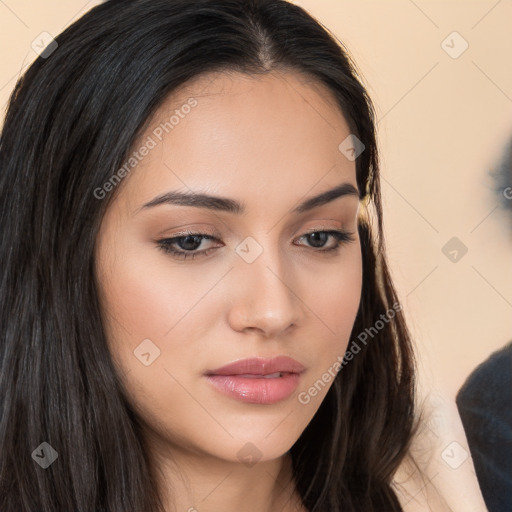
left=457, top=341, right=512, bottom=512
left=491, top=136, right=512, bottom=222
left=457, top=138, right=512, bottom=512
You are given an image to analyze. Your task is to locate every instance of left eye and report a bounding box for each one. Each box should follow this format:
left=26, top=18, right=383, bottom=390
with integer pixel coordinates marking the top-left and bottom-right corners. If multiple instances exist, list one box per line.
left=156, top=230, right=355, bottom=261
left=297, top=230, right=354, bottom=250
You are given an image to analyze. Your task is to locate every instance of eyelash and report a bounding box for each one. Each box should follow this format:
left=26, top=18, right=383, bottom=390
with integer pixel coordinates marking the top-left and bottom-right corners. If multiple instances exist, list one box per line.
left=156, top=229, right=355, bottom=260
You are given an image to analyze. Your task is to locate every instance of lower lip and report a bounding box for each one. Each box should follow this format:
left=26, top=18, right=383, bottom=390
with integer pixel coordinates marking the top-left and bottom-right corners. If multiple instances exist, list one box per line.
left=205, top=373, right=301, bottom=404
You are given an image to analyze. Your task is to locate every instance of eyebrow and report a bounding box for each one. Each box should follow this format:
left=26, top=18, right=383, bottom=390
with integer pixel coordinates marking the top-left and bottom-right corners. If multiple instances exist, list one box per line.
left=140, top=182, right=359, bottom=215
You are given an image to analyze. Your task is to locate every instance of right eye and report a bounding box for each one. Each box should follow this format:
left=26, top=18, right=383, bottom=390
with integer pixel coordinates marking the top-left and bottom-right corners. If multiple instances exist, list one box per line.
left=156, top=233, right=222, bottom=260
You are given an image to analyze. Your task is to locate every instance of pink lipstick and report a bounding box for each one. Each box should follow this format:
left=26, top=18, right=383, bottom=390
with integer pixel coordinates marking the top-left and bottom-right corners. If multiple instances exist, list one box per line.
left=204, top=356, right=305, bottom=404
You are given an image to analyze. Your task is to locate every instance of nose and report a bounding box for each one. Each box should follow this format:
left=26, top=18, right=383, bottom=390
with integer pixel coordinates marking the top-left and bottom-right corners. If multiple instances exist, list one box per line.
left=226, top=243, right=303, bottom=338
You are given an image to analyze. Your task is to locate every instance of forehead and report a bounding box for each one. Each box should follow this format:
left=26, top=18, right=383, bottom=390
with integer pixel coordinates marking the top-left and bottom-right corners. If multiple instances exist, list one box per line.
left=119, top=69, right=357, bottom=213
left=161, top=68, right=352, bottom=152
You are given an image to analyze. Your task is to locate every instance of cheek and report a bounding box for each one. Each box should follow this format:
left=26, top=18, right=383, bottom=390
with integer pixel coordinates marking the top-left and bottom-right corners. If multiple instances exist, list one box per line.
left=95, top=235, right=232, bottom=412
left=309, top=245, right=362, bottom=333
left=95, top=244, right=214, bottom=436
left=97, top=241, right=225, bottom=346
left=302, top=245, right=363, bottom=371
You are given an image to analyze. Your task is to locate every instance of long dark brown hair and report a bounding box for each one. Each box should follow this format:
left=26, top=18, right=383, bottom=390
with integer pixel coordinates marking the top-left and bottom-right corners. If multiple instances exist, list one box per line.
left=0, top=1, right=416, bottom=510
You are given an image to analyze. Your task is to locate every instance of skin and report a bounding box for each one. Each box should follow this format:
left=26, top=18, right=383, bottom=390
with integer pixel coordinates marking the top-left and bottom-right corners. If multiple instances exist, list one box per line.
left=95, top=68, right=363, bottom=512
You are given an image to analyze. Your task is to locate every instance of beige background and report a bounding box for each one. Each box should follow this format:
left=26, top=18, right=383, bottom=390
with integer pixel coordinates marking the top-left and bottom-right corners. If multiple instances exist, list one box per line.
left=1, top=0, right=511, bottom=402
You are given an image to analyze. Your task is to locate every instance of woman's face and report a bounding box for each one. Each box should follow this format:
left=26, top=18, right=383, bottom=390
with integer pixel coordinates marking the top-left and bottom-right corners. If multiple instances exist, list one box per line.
left=95, top=69, right=363, bottom=465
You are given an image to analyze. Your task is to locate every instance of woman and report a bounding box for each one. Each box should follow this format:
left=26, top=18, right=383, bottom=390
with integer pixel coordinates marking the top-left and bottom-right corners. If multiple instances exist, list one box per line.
left=0, top=0, right=416, bottom=510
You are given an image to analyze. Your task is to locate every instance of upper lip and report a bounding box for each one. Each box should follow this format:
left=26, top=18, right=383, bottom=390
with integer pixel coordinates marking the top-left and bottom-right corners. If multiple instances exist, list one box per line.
left=205, top=356, right=306, bottom=376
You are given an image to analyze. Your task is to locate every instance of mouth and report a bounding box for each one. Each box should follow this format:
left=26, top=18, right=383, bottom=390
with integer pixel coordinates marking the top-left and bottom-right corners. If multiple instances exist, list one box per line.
left=230, top=372, right=284, bottom=378
left=204, top=356, right=305, bottom=404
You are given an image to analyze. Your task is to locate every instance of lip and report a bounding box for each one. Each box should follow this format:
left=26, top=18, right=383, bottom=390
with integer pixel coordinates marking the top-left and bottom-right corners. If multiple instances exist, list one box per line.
left=205, top=356, right=305, bottom=404
left=206, top=356, right=306, bottom=376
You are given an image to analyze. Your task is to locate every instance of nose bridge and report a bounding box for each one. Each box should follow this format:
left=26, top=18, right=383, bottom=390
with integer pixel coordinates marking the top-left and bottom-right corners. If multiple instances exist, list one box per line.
left=228, top=234, right=301, bottom=336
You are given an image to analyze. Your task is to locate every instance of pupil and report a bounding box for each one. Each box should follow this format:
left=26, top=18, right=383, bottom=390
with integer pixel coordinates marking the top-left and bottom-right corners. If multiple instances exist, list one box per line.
left=180, top=235, right=202, bottom=251
left=308, top=232, right=327, bottom=248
